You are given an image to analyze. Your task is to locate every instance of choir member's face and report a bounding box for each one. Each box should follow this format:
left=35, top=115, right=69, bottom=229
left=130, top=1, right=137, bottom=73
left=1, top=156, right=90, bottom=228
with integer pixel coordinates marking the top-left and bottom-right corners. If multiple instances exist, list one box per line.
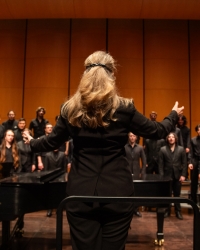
left=45, top=124, right=53, bottom=135
left=8, top=111, right=15, bottom=121
left=197, top=128, right=200, bottom=137
left=38, top=109, right=45, bottom=117
left=178, top=117, right=184, bottom=126
left=128, top=133, right=137, bottom=144
left=5, top=130, right=14, bottom=144
left=167, top=133, right=176, bottom=145
left=18, top=121, right=26, bottom=130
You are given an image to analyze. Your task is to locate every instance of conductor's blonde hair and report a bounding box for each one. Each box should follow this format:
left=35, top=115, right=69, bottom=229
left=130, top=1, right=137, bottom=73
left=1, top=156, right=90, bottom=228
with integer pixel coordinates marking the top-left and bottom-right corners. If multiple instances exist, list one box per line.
left=61, top=51, right=132, bottom=128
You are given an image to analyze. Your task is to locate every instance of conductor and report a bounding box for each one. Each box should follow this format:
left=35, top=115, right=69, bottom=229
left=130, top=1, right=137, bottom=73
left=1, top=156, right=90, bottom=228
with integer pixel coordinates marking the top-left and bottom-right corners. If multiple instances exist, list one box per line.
left=23, top=51, right=184, bottom=250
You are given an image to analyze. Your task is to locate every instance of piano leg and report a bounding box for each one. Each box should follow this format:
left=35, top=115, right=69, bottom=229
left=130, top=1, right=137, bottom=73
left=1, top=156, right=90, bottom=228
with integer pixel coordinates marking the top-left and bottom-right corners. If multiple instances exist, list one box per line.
left=155, top=207, right=165, bottom=246
left=1, top=215, right=24, bottom=249
left=1, top=221, right=10, bottom=249
left=10, top=215, right=24, bottom=238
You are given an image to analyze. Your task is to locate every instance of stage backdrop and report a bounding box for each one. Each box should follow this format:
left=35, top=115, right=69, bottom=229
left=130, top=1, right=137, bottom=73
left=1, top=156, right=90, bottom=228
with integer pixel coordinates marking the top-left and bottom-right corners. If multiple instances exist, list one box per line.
left=0, top=19, right=199, bottom=137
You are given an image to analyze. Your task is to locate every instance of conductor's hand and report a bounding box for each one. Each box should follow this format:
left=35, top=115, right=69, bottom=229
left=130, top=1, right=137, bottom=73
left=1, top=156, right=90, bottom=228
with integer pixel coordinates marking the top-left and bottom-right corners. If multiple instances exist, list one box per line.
left=188, top=164, right=193, bottom=170
left=22, top=131, right=33, bottom=144
left=172, top=101, right=184, bottom=116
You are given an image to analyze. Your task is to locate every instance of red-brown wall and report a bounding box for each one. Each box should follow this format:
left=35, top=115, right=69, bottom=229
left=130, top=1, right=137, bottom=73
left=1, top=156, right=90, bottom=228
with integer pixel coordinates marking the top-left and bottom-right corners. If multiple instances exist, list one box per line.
left=0, top=19, right=199, bottom=137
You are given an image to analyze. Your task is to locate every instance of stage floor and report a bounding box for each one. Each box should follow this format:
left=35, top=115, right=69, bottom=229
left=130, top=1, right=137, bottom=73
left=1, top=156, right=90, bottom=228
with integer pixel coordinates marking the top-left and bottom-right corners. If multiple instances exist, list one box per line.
left=0, top=206, right=194, bottom=250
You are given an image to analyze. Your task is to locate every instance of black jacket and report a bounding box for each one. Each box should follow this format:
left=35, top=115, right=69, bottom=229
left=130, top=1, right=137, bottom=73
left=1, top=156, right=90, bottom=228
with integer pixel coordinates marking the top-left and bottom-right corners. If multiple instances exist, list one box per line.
left=29, top=118, right=49, bottom=139
left=124, top=143, right=146, bottom=178
left=145, top=139, right=166, bottom=165
left=0, top=125, right=4, bottom=144
left=45, top=151, right=67, bottom=171
left=2, top=120, right=18, bottom=131
left=17, top=141, right=36, bottom=172
left=188, top=136, right=200, bottom=173
left=159, top=145, right=187, bottom=179
left=14, top=129, right=24, bottom=142
left=29, top=102, right=178, bottom=197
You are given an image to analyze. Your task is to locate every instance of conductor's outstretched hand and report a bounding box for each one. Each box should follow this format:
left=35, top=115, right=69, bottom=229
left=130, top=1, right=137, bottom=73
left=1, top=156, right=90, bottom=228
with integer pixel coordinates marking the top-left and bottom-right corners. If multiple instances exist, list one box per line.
left=172, top=101, right=184, bottom=116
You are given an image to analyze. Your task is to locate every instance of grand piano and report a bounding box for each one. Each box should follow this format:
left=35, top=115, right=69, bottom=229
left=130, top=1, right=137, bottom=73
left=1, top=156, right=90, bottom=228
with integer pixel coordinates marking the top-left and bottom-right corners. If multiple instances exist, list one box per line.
left=0, top=168, right=67, bottom=249
left=0, top=171, right=171, bottom=249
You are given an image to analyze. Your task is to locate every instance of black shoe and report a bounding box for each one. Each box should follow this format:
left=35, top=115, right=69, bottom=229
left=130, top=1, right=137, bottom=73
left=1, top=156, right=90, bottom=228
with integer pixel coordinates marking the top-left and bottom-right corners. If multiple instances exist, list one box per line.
left=176, top=211, right=183, bottom=220
left=47, top=209, right=52, bottom=217
left=164, top=212, right=170, bottom=218
left=134, top=211, right=142, bottom=217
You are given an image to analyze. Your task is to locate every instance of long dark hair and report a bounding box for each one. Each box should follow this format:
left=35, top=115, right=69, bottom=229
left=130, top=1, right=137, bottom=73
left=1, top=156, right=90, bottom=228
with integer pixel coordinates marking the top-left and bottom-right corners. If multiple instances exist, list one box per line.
left=166, top=132, right=178, bottom=144
left=0, top=130, right=19, bottom=169
left=177, top=115, right=187, bottom=127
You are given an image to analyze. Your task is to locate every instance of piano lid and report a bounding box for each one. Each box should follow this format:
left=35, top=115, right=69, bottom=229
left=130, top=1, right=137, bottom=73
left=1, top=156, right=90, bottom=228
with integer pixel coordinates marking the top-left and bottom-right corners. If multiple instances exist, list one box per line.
left=133, top=174, right=172, bottom=182
left=0, top=168, right=65, bottom=185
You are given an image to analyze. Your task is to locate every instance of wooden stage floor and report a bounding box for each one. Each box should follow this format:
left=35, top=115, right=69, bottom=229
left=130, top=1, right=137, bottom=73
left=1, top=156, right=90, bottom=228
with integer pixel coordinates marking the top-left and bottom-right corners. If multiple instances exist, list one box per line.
left=0, top=206, right=194, bottom=250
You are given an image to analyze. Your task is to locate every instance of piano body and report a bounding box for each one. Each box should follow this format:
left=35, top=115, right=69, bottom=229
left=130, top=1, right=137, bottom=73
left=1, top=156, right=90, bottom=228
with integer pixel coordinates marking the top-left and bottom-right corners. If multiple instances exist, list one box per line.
left=0, top=168, right=67, bottom=249
left=133, top=174, right=171, bottom=245
left=0, top=171, right=171, bottom=248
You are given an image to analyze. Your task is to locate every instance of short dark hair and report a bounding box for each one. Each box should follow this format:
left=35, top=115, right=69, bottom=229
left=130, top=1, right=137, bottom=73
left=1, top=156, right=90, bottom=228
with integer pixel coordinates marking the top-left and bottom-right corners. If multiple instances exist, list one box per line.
left=36, top=107, right=46, bottom=115
left=178, top=115, right=187, bottom=126
left=128, top=132, right=137, bottom=137
left=195, top=124, right=200, bottom=132
left=18, top=118, right=26, bottom=123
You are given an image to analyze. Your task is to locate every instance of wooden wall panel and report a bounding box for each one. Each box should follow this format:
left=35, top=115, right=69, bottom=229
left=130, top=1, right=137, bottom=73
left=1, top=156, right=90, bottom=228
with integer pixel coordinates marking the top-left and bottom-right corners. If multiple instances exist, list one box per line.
left=0, top=20, right=26, bottom=123
left=70, top=19, right=106, bottom=95
left=144, top=20, right=189, bottom=123
left=24, top=19, right=70, bottom=125
left=108, top=19, right=144, bottom=113
left=190, top=20, right=200, bottom=137
left=1, top=18, right=199, bottom=133
left=1, top=0, right=200, bottom=20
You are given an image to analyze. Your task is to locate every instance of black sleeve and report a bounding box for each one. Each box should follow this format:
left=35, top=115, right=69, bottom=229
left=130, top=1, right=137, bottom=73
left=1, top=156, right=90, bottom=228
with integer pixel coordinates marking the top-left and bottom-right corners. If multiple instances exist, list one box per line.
left=186, top=128, right=191, bottom=149
left=0, top=125, right=5, bottom=144
left=29, top=121, right=33, bottom=130
left=181, top=147, right=187, bottom=177
left=129, top=107, right=178, bottom=140
left=30, top=115, right=70, bottom=152
left=158, top=148, right=165, bottom=176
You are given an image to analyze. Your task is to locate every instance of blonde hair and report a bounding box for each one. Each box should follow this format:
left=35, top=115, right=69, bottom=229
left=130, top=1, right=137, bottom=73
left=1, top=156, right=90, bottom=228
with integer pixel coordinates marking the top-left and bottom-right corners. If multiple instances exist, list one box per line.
left=0, top=130, right=20, bottom=169
left=61, top=51, right=132, bottom=128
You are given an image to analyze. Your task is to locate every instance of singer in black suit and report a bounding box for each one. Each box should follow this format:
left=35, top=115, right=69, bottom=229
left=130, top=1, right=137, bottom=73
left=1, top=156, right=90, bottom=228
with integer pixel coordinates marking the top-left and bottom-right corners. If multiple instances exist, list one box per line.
left=45, top=150, right=67, bottom=171
left=17, top=128, right=36, bottom=172
left=0, top=125, right=4, bottom=145
left=23, top=51, right=184, bottom=250
left=125, top=132, right=146, bottom=217
left=45, top=149, right=67, bottom=216
left=145, top=138, right=166, bottom=174
left=188, top=124, right=200, bottom=204
left=159, top=132, right=187, bottom=219
left=17, top=140, right=36, bottom=172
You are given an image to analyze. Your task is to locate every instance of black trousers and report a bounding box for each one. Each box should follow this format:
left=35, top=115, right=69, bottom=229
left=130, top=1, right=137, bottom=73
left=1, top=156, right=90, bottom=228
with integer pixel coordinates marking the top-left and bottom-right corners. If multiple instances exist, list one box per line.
left=66, top=201, right=134, bottom=250
left=190, top=164, right=199, bottom=204
left=166, top=178, right=182, bottom=213
left=146, top=160, right=159, bottom=174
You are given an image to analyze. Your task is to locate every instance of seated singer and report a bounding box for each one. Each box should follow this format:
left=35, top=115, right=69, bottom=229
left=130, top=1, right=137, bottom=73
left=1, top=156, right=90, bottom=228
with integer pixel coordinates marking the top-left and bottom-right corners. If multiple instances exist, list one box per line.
left=23, top=51, right=184, bottom=250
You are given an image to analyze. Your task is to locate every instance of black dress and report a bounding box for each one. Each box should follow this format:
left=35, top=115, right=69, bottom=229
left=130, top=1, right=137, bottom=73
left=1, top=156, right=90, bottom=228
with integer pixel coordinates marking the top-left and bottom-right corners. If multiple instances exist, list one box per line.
left=0, top=147, right=21, bottom=179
